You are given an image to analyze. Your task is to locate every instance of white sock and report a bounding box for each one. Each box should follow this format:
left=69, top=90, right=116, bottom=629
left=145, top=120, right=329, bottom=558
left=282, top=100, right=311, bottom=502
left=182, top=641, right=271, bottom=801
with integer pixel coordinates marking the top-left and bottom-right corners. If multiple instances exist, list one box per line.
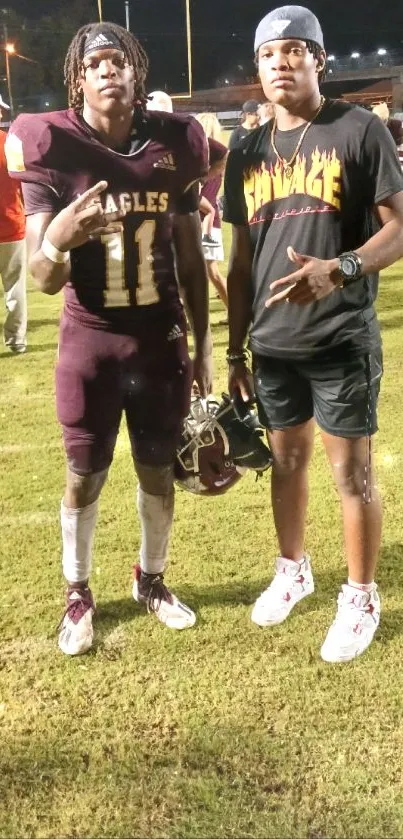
left=137, top=486, right=174, bottom=575
left=280, top=555, right=306, bottom=565
left=348, top=578, right=375, bottom=593
left=61, top=498, right=98, bottom=584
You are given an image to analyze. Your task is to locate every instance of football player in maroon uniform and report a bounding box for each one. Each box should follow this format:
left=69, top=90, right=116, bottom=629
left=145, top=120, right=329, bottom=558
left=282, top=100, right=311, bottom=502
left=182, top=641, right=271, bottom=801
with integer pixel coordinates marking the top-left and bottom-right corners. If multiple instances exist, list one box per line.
left=6, top=22, right=213, bottom=655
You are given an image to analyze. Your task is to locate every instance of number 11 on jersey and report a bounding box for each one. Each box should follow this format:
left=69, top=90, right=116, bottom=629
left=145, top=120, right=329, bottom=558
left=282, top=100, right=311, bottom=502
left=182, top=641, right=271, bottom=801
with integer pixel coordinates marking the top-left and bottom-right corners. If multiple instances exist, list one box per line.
left=102, top=220, right=159, bottom=307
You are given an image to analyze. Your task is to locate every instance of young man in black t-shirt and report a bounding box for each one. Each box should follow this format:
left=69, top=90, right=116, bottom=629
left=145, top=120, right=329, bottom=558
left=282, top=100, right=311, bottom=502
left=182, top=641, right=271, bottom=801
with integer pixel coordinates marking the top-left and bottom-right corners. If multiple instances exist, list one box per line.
left=223, top=4, right=403, bottom=663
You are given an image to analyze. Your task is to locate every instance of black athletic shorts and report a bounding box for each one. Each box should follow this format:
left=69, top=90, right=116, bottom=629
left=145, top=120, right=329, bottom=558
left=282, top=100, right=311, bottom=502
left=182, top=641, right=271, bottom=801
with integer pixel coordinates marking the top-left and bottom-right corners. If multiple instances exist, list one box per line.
left=253, top=345, right=383, bottom=437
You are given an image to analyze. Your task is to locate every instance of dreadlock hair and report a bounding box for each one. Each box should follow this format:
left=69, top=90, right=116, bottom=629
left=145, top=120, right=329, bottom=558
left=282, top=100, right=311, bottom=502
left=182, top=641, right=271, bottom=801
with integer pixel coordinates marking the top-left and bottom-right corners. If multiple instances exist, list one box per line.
left=305, top=40, right=326, bottom=82
left=64, top=22, right=149, bottom=113
left=254, top=40, right=326, bottom=83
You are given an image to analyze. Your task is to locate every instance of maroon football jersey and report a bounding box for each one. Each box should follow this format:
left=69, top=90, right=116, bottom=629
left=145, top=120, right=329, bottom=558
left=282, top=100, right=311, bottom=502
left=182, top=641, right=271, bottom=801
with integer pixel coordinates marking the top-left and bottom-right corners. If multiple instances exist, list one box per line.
left=6, top=109, right=208, bottom=329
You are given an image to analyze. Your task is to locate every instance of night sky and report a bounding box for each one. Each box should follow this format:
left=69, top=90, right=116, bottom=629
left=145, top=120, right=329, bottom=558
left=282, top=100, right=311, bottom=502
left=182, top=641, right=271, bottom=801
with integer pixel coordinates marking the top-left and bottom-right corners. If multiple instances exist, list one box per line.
left=7, top=0, right=403, bottom=91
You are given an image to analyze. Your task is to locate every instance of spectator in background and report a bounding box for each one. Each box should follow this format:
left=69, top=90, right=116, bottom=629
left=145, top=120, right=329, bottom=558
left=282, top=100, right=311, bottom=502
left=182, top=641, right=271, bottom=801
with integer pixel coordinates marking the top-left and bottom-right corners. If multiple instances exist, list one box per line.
left=372, top=102, right=403, bottom=170
left=196, top=113, right=228, bottom=309
left=228, top=99, right=260, bottom=150
left=146, top=90, right=173, bottom=113
left=0, top=94, right=10, bottom=129
left=0, top=98, right=27, bottom=354
left=372, top=102, right=403, bottom=147
left=258, top=101, right=274, bottom=124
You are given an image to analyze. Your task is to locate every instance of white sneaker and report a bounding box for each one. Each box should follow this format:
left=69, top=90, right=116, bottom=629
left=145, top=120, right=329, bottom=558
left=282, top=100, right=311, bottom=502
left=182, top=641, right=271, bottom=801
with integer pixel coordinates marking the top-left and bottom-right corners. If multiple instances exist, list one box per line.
left=132, top=564, right=196, bottom=630
left=8, top=343, right=26, bottom=354
left=58, top=587, right=95, bottom=655
left=321, top=584, right=380, bottom=663
left=251, top=555, right=314, bottom=626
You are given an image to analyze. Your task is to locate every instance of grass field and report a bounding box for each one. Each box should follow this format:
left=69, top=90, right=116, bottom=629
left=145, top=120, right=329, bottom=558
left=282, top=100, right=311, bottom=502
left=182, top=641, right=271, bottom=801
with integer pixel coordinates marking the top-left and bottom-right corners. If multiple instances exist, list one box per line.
left=1, top=226, right=403, bottom=838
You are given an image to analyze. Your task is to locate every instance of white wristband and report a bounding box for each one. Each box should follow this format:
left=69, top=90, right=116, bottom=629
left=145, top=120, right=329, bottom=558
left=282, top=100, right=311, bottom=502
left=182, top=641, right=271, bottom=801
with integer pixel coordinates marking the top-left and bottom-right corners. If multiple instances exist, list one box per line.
left=41, top=235, right=70, bottom=264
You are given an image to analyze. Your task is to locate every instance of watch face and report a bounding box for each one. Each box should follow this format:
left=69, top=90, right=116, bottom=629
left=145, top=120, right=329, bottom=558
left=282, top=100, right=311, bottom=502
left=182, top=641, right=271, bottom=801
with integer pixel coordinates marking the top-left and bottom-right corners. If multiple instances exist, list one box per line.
left=341, top=257, right=356, bottom=277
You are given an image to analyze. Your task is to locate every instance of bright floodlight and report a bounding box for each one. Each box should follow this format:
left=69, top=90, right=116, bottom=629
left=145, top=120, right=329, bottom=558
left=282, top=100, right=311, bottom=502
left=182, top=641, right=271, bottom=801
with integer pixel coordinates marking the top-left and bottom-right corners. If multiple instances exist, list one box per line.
left=351, top=51, right=360, bottom=59
left=377, top=48, right=387, bottom=56
left=327, top=54, right=335, bottom=61
left=5, top=43, right=15, bottom=54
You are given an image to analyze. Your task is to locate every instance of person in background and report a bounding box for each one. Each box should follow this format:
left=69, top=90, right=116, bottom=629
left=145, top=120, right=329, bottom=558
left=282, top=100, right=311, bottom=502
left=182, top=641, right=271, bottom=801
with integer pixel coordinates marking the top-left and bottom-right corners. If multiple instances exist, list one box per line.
left=372, top=102, right=403, bottom=147
left=199, top=193, right=216, bottom=245
left=258, top=101, right=274, bottom=124
left=0, top=94, right=11, bottom=128
left=146, top=90, right=173, bottom=113
left=228, top=99, right=260, bottom=150
left=196, top=113, right=228, bottom=308
left=0, top=97, right=27, bottom=354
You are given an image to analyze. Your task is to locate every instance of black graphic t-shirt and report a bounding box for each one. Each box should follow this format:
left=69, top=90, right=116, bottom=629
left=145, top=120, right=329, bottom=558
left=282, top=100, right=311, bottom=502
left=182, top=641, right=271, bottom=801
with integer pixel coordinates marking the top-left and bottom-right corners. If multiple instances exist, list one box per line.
left=223, top=100, right=403, bottom=359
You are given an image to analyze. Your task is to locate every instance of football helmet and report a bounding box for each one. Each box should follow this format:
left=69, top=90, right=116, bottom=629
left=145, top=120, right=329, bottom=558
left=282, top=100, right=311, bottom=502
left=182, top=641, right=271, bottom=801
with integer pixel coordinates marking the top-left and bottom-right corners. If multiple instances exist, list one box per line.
left=175, top=393, right=272, bottom=495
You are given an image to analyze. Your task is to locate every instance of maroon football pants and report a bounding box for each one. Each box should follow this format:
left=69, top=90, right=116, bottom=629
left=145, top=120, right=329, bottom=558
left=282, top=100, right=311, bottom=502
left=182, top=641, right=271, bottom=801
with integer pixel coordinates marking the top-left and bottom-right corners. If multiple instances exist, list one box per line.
left=56, top=310, right=192, bottom=475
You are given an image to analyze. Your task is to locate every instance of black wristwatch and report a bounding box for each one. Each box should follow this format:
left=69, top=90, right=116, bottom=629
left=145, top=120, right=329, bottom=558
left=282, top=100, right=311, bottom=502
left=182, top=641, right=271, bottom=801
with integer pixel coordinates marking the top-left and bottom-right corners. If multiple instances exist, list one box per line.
left=338, top=251, right=363, bottom=286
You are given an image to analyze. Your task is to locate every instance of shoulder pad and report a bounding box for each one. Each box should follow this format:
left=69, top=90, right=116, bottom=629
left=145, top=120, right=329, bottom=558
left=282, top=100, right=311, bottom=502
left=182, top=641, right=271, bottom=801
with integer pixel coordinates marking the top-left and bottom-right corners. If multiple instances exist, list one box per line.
left=146, top=111, right=209, bottom=181
left=5, top=111, right=71, bottom=188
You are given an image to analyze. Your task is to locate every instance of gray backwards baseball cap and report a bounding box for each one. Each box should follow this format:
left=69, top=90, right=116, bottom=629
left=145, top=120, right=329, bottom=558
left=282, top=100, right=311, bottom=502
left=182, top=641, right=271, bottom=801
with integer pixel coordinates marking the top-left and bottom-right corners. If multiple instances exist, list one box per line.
left=254, top=5, right=324, bottom=53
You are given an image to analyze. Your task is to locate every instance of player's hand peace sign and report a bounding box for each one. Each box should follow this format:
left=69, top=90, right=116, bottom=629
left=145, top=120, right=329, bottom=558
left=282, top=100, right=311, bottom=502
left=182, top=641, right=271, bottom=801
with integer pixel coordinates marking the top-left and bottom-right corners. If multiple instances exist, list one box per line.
left=45, top=181, right=125, bottom=252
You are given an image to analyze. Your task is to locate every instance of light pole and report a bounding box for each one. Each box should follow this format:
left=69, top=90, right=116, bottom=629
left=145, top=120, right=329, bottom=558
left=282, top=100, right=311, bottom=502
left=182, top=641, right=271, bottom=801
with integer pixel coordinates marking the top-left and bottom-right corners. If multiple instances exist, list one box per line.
left=97, top=0, right=103, bottom=21
left=4, top=40, right=14, bottom=113
left=1, top=41, right=39, bottom=115
left=172, top=0, right=193, bottom=101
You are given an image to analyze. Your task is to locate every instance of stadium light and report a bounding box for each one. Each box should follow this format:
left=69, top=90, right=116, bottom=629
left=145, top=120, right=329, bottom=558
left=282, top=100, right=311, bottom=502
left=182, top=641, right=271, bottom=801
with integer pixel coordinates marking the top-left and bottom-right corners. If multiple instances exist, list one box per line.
left=1, top=41, right=39, bottom=115
left=327, top=54, right=335, bottom=61
left=351, top=51, right=360, bottom=59
left=377, top=48, right=387, bottom=56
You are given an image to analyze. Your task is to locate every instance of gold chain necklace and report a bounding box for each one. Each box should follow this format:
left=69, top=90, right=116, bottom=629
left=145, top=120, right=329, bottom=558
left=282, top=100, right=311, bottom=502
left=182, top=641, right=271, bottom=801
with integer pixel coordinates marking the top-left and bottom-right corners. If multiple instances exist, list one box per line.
left=270, top=95, right=326, bottom=178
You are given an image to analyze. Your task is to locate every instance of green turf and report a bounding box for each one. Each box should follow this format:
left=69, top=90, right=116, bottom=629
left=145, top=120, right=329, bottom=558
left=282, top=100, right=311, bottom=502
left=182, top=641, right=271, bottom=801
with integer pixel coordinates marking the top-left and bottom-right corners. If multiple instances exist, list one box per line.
left=0, top=229, right=403, bottom=838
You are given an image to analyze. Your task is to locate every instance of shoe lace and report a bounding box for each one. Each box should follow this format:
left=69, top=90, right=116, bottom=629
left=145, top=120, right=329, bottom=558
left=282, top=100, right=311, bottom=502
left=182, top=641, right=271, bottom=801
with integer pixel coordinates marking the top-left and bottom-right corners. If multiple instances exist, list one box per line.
left=263, top=570, right=300, bottom=598
left=335, top=591, right=374, bottom=629
left=141, top=574, right=174, bottom=615
left=58, top=589, right=93, bottom=629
